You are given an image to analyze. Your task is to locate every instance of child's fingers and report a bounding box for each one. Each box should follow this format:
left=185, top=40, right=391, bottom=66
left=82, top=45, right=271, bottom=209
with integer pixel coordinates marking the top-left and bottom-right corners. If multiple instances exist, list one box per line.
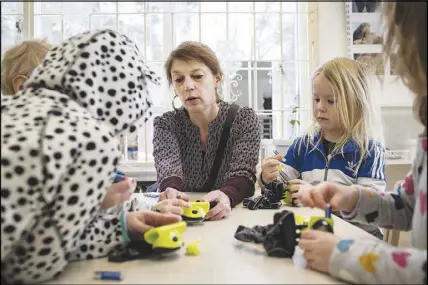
left=265, top=159, right=281, bottom=167
left=311, top=190, right=327, bottom=209
left=270, top=153, right=284, bottom=160
left=262, top=170, right=279, bottom=183
left=170, top=198, right=190, bottom=208
left=294, top=187, right=314, bottom=207
left=164, top=205, right=184, bottom=216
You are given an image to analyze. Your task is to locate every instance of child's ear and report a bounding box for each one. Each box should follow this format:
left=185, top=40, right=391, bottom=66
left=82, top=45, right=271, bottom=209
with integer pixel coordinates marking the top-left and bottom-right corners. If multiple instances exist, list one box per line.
left=12, top=75, right=28, bottom=94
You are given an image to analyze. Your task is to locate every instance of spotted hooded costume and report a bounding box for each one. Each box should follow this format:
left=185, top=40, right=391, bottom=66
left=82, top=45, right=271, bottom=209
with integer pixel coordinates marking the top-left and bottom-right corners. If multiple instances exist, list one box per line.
left=1, top=29, right=159, bottom=284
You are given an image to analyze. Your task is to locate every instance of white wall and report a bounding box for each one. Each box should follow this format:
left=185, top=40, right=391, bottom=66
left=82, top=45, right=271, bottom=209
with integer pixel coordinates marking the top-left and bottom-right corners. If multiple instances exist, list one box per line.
left=317, top=2, right=348, bottom=64
left=316, top=2, right=423, bottom=153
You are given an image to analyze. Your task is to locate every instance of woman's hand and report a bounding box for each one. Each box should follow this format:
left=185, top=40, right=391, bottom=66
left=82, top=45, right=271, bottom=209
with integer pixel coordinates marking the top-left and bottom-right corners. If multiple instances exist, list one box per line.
left=260, top=154, right=284, bottom=184
left=298, top=230, right=341, bottom=273
left=159, top=187, right=190, bottom=201
left=101, top=178, right=136, bottom=209
left=152, top=198, right=190, bottom=216
left=126, top=211, right=181, bottom=235
left=200, top=190, right=232, bottom=221
left=293, top=181, right=359, bottom=213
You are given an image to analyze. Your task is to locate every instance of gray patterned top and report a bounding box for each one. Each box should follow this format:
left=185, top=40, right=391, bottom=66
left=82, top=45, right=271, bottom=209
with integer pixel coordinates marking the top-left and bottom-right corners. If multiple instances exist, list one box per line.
left=153, top=101, right=261, bottom=206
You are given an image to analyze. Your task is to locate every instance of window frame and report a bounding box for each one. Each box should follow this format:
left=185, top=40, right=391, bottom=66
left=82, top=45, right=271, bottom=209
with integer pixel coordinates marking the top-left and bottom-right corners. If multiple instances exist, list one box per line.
left=5, top=1, right=319, bottom=167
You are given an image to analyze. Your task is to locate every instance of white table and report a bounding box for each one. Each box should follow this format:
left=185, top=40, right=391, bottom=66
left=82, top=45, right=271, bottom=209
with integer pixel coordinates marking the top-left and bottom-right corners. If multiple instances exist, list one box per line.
left=44, top=193, right=375, bottom=284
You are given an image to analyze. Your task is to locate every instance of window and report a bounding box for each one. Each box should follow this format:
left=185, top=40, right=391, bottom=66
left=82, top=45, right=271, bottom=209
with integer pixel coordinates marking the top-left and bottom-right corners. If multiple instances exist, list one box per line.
left=1, top=2, right=23, bottom=57
left=1, top=1, right=317, bottom=163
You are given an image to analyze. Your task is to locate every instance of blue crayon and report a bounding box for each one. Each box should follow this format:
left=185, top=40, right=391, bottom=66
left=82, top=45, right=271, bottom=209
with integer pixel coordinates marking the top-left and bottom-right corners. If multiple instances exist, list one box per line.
left=325, top=203, right=332, bottom=218
left=94, top=271, right=121, bottom=281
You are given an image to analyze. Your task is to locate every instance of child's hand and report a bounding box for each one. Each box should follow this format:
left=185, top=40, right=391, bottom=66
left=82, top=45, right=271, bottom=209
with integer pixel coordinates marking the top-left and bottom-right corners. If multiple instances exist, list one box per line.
left=261, top=154, right=284, bottom=184
left=152, top=198, right=190, bottom=216
left=293, top=181, right=359, bottom=213
left=159, top=187, right=190, bottom=202
left=288, top=179, right=310, bottom=192
left=101, top=178, right=136, bottom=209
left=126, top=211, right=181, bottom=235
left=298, top=229, right=341, bottom=273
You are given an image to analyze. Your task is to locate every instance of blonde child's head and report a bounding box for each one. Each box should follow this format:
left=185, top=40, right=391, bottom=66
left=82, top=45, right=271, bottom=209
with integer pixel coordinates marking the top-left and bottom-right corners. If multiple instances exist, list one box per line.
left=382, top=2, right=426, bottom=127
left=1, top=39, right=52, bottom=95
left=305, top=57, right=384, bottom=174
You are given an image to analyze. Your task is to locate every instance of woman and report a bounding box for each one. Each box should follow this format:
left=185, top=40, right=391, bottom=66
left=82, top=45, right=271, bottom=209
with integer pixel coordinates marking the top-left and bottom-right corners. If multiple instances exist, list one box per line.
left=296, top=2, right=426, bottom=284
left=153, top=41, right=262, bottom=221
left=1, top=29, right=180, bottom=284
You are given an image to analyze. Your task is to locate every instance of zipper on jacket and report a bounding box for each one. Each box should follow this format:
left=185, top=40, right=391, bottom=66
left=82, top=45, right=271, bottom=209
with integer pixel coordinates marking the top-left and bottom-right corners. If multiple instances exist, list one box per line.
left=324, top=154, right=332, bottom=181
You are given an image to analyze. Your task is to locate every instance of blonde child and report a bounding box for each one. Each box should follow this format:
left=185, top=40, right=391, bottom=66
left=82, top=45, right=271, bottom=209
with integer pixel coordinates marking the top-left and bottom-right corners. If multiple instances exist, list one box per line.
left=259, top=57, right=386, bottom=238
left=1, top=39, right=52, bottom=95
left=296, top=2, right=426, bottom=284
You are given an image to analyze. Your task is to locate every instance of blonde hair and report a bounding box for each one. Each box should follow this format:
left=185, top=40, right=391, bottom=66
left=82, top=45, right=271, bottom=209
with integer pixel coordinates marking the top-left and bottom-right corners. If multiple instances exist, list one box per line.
left=1, top=39, right=52, bottom=95
left=382, top=2, right=427, bottom=127
left=303, top=57, right=384, bottom=175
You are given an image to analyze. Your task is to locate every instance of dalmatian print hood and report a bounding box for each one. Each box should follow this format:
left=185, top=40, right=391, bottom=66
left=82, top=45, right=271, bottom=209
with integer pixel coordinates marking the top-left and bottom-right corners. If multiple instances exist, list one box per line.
left=24, top=29, right=160, bottom=136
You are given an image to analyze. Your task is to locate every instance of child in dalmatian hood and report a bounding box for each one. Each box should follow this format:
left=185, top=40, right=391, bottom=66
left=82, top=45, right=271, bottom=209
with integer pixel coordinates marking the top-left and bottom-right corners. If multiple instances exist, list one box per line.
left=1, top=29, right=181, bottom=284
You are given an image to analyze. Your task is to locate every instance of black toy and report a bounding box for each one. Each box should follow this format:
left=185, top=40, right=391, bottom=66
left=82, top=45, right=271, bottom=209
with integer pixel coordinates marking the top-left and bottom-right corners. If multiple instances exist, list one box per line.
left=243, top=180, right=285, bottom=210
left=234, top=209, right=334, bottom=258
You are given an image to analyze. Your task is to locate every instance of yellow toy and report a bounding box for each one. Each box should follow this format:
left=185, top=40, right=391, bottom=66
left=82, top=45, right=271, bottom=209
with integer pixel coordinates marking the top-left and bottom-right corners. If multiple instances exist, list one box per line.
left=185, top=240, right=201, bottom=256
left=181, top=202, right=210, bottom=224
left=144, top=221, right=187, bottom=254
left=282, top=182, right=300, bottom=207
left=294, top=213, right=334, bottom=233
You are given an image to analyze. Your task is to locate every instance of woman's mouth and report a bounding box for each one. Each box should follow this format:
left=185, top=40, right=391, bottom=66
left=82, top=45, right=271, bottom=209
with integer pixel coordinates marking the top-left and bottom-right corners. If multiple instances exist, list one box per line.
left=186, top=97, right=200, bottom=105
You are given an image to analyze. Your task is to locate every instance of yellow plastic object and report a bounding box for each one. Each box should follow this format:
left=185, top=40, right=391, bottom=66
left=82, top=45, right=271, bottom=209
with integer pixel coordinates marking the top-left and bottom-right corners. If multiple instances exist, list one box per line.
left=282, top=184, right=299, bottom=207
left=294, top=214, right=334, bottom=233
left=185, top=240, right=201, bottom=256
left=308, top=216, right=334, bottom=233
left=182, top=202, right=210, bottom=221
left=294, top=214, right=309, bottom=226
left=144, top=221, right=187, bottom=251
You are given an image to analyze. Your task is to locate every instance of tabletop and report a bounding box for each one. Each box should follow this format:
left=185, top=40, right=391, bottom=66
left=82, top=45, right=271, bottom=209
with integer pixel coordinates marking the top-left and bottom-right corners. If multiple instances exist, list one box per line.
left=44, top=193, right=376, bottom=284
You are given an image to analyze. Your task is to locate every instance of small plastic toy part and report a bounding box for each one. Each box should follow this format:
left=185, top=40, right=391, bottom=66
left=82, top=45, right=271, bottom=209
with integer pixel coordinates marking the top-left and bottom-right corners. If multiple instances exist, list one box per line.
left=185, top=240, right=201, bottom=256
left=181, top=202, right=210, bottom=224
left=143, top=221, right=187, bottom=254
left=113, top=172, right=125, bottom=183
left=243, top=180, right=284, bottom=210
left=94, top=271, right=121, bottom=281
left=282, top=181, right=301, bottom=207
left=234, top=210, right=335, bottom=259
left=196, top=200, right=217, bottom=209
left=308, top=217, right=334, bottom=233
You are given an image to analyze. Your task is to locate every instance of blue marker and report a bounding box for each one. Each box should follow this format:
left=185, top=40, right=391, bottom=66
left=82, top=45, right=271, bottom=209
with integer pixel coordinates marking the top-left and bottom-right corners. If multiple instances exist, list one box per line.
left=94, top=271, right=121, bottom=281
left=113, top=172, right=125, bottom=183
left=325, top=203, right=332, bottom=218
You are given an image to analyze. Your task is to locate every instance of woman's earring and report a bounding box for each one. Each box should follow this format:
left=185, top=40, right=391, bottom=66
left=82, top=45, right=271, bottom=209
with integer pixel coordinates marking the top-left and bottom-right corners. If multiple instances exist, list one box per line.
left=215, top=87, right=221, bottom=102
left=19, top=85, right=24, bottom=90
left=172, top=95, right=179, bottom=111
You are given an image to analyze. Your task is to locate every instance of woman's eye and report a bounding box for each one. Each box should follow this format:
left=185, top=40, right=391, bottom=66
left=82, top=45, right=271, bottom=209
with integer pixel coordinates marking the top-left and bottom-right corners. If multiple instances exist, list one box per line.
left=174, top=77, right=183, bottom=83
left=313, top=98, right=320, bottom=103
left=192, top=75, right=203, bottom=80
left=328, top=100, right=335, bottom=104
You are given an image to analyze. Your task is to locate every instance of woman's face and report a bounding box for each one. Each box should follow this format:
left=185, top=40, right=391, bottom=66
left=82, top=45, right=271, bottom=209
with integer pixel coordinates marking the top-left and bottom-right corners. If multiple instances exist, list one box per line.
left=170, top=59, right=221, bottom=113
